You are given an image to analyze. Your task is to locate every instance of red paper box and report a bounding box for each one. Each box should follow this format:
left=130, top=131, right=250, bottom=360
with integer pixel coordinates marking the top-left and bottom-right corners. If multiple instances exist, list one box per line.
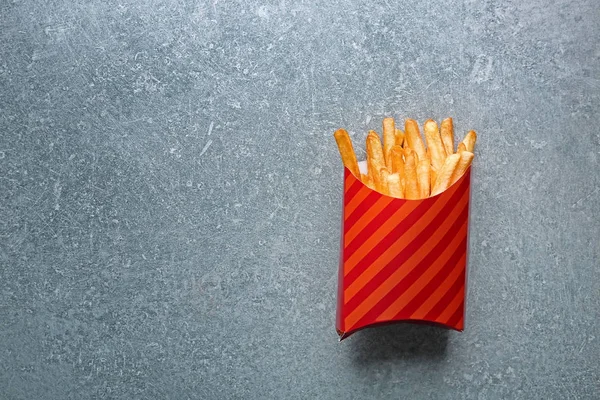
left=336, top=166, right=472, bottom=340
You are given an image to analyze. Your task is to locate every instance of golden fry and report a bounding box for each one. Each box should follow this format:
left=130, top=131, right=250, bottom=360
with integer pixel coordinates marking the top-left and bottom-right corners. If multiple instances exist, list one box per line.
left=333, top=129, right=360, bottom=178
left=366, top=130, right=385, bottom=189
left=387, top=173, right=403, bottom=198
left=367, top=157, right=381, bottom=191
left=383, top=118, right=396, bottom=169
left=417, top=159, right=431, bottom=198
left=404, top=119, right=427, bottom=161
left=360, top=173, right=373, bottom=189
left=379, top=167, right=390, bottom=195
left=440, top=118, right=454, bottom=155
left=449, top=151, right=474, bottom=186
left=424, top=119, right=447, bottom=171
left=395, top=128, right=405, bottom=147
left=430, top=165, right=438, bottom=189
left=457, top=142, right=467, bottom=153
left=403, top=149, right=420, bottom=200
left=366, top=130, right=385, bottom=166
left=403, top=146, right=418, bottom=163
left=431, top=153, right=461, bottom=196
left=391, top=145, right=405, bottom=176
left=462, top=130, right=477, bottom=153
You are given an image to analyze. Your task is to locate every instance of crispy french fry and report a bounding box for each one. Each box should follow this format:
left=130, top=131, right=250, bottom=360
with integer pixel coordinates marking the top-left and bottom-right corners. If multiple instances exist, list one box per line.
left=400, top=176, right=406, bottom=195
left=383, top=118, right=396, bottom=169
left=430, top=165, right=438, bottom=189
left=403, top=149, right=420, bottom=200
left=431, top=153, right=461, bottom=196
left=360, top=173, right=372, bottom=188
left=395, top=128, right=405, bottom=147
left=366, top=130, right=385, bottom=189
left=462, top=130, right=477, bottom=153
left=334, top=129, right=360, bottom=178
left=403, top=146, right=418, bottom=163
left=387, top=173, right=403, bottom=198
left=417, top=159, right=431, bottom=198
left=440, top=118, right=454, bottom=155
left=391, top=145, right=405, bottom=176
left=404, top=119, right=427, bottom=161
left=449, top=151, right=474, bottom=186
left=424, top=119, right=447, bottom=171
left=367, top=157, right=381, bottom=191
left=366, top=130, right=385, bottom=166
left=457, top=142, right=467, bottom=153
left=379, top=167, right=390, bottom=195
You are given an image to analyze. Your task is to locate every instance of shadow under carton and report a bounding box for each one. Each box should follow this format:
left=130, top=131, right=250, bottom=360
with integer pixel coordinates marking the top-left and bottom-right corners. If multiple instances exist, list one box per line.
left=336, top=167, right=472, bottom=340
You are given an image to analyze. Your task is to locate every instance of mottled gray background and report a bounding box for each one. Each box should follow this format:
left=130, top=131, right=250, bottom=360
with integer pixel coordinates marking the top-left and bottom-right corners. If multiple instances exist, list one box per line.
left=1, top=0, right=599, bottom=399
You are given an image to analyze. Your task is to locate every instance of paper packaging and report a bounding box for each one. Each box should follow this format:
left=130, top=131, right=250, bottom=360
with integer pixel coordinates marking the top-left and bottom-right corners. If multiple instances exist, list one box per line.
left=336, top=166, right=472, bottom=340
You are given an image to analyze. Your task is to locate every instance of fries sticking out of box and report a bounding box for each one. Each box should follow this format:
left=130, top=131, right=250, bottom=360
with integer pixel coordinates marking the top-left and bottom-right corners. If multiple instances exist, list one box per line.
left=333, top=117, right=477, bottom=339
left=334, top=118, right=476, bottom=198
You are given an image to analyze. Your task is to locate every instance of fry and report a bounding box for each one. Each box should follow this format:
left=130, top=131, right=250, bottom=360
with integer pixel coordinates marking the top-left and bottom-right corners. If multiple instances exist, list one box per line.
left=367, top=157, right=381, bottom=191
left=457, top=142, right=467, bottom=153
left=449, top=151, right=474, bottom=186
left=430, top=165, right=438, bottom=189
left=440, top=118, right=454, bottom=155
left=431, top=153, right=461, bottom=196
left=383, top=118, right=396, bottom=169
left=334, top=129, right=360, bottom=178
left=361, top=173, right=374, bottom=189
left=366, top=130, right=385, bottom=189
left=417, top=159, right=431, bottom=198
left=387, top=173, right=403, bottom=198
left=462, top=130, right=477, bottom=153
left=395, top=128, right=405, bottom=147
left=424, top=119, right=447, bottom=171
left=390, top=145, right=405, bottom=176
left=404, top=119, right=427, bottom=161
left=403, top=149, right=420, bottom=200
left=379, top=167, right=390, bottom=195
left=403, top=146, right=418, bottom=163
left=366, top=130, right=385, bottom=166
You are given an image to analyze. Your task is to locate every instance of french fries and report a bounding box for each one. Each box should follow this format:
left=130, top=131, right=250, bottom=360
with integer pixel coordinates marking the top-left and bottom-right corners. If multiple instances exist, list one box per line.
left=462, top=130, right=477, bottom=153
left=431, top=153, right=461, bottom=196
left=361, top=173, right=373, bottom=189
left=417, top=159, right=431, bottom=198
left=390, top=145, right=405, bottom=176
left=449, top=151, right=475, bottom=187
left=334, top=118, right=476, bottom=199
left=383, top=118, right=396, bottom=169
left=403, top=149, right=420, bottom=200
left=405, top=119, right=427, bottom=161
left=334, top=129, right=360, bottom=178
left=366, top=130, right=385, bottom=190
left=387, top=173, right=403, bottom=198
left=395, top=128, right=405, bottom=147
left=379, top=167, right=390, bottom=194
left=423, top=119, right=447, bottom=171
left=440, top=118, right=454, bottom=155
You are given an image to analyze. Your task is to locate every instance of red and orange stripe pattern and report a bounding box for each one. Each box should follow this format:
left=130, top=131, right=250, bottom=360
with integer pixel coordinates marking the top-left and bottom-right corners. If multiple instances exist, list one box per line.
left=336, top=167, right=472, bottom=338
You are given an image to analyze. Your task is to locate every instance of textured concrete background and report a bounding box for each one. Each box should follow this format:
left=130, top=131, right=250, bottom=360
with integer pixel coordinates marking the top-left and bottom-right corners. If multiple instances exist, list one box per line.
left=1, top=0, right=599, bottom=399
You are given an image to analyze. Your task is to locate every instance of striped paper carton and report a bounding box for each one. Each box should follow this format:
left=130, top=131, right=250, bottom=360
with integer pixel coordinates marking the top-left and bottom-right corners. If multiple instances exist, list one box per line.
left=336, top=167, right=472, bottom=339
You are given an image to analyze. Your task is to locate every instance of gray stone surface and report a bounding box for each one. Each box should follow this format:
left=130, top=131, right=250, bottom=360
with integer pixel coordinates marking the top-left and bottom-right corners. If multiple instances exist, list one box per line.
left=1, top=0, right=599, bottom=398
